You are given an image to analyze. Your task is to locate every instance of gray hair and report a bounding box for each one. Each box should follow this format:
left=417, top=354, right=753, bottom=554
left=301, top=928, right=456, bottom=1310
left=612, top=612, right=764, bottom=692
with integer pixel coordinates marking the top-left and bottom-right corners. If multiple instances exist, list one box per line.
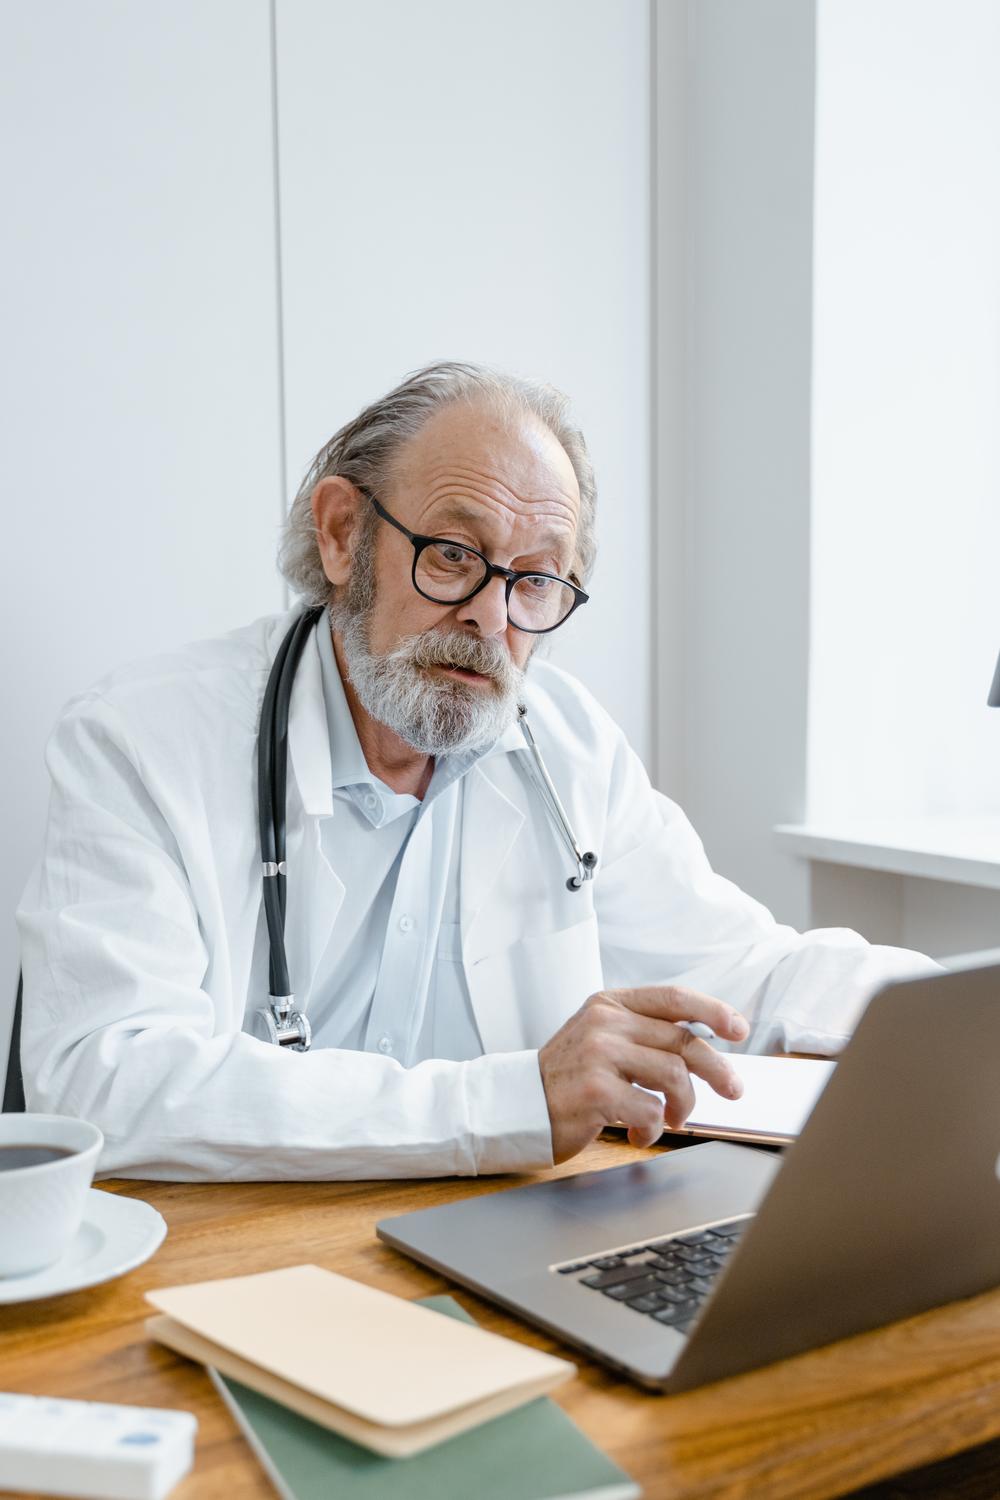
left=277, top=360, right=597, bottom=606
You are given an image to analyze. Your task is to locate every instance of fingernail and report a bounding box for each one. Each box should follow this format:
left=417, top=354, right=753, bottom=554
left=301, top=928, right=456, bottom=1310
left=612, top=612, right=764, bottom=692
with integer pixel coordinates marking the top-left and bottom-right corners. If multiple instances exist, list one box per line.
left=728, top=1076, right=743, bottom=1098
left=731, top=1015, right=749, bottom=1038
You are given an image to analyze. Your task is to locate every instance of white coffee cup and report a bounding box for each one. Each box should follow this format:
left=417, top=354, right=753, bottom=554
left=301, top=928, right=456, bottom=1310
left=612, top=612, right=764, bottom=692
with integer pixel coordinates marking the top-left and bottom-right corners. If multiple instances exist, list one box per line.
left=0, top=1114, right=104, bottom=1277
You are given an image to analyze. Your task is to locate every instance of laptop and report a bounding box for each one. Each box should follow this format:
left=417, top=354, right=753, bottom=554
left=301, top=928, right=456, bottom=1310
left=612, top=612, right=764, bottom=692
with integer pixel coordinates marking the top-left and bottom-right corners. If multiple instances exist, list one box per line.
left=377, top=962, right=1000, bottom=1392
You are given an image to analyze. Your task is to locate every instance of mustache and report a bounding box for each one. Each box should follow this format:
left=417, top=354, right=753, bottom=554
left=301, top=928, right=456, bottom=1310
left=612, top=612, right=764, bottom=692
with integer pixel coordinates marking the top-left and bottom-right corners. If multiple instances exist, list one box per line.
left=410, top=630, right=518, bottom=687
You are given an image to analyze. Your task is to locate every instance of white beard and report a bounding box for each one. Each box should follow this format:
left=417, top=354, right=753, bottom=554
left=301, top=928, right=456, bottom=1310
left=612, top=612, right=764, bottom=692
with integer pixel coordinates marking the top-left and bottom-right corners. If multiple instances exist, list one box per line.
left=330, top=604, right=525, bottom=757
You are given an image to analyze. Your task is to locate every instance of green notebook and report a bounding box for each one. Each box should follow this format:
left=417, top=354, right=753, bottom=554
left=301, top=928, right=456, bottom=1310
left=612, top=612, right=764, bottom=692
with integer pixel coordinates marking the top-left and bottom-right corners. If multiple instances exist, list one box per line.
left=209, top=1295, right=640, bottom=1500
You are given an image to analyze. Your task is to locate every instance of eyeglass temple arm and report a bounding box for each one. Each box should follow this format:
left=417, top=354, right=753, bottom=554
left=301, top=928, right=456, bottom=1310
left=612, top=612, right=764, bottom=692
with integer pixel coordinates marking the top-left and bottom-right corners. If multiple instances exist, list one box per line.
left=517, top=705, right=598, bottom=891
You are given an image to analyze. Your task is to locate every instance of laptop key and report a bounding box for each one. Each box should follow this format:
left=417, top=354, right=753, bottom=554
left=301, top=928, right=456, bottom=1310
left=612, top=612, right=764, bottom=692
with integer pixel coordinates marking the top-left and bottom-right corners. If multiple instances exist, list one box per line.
left=557, top=1262, right=591, bottom=1274
left=701, top=1255, right=728, bottom=1273
left=653, top=1266, right=689, bottom=1287
left=626, top=1293, right=665, bottom=1313
left=606, top=1274, right=661, bottom=1301
left=581, top=1263, right=655, bottom=1290
left=648, top=1254, right=682, bottom=1272
left=652, top=1299, right=699, bottom=1326
left=712, top=1221, right=748, bottom=1239
left=687, top=1276, right=715, bottom=1296
left=591, top=1257, right=624, bottom=1271
left=676, top=1231, right=717, bottom=1247
left=651, top=1282, right=688, bottom=1303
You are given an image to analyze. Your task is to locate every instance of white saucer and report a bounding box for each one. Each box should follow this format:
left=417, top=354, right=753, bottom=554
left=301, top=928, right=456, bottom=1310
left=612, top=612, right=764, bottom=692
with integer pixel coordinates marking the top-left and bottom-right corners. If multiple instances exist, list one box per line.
left=0, top=1188, right=166, bottom=1303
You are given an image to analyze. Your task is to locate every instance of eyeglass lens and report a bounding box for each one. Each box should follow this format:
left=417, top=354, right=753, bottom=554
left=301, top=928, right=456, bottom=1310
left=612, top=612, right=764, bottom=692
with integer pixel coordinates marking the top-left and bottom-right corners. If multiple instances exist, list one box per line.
left=416, top=542, right=577, bottom=630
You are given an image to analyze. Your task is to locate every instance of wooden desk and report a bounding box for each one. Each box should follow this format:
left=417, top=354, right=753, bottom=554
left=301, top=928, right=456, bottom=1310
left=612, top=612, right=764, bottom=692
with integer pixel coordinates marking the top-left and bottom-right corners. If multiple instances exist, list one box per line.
left=5, top=1137, right=1000, bottom=1500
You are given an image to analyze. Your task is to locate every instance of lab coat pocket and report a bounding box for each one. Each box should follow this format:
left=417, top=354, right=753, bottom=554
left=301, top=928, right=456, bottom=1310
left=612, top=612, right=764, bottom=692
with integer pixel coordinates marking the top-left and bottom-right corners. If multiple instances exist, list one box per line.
left=464, top=914, right=604, bottom=1054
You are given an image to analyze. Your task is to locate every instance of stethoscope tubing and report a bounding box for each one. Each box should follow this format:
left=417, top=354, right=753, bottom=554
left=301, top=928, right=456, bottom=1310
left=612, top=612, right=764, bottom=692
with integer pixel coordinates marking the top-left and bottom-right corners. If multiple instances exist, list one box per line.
left=258, top=605, right=324, bottom=1005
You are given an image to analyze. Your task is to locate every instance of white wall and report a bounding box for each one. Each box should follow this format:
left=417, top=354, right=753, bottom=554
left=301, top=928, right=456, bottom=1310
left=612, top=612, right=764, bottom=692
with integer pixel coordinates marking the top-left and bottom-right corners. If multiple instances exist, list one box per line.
left=274, top=0, right=652, bottom=758
left=656, top=0, right=1000, bottom=959
left=810, top=863, right=1000, bottom=961
left=795, top=0, right=1000, bottom=960
left=1, top=1, right=286, bottom=1055
left=809, top=0, right=1000, bottom=824
left=656, top=0, right=816, bottom=928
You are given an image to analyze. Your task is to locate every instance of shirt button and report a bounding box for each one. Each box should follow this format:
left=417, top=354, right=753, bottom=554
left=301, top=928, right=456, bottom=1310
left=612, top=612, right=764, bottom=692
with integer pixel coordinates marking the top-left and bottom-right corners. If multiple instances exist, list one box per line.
left=398, top=914, right=415, bottom=933
left=377, top=1035, right=393, bottom=1055
left=364, top=792, right=379, bottom=811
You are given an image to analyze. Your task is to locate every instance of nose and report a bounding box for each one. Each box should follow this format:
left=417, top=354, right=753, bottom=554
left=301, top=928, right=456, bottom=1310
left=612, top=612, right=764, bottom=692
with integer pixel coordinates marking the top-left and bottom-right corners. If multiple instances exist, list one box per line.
left=453, top=575, right=510, bottom=637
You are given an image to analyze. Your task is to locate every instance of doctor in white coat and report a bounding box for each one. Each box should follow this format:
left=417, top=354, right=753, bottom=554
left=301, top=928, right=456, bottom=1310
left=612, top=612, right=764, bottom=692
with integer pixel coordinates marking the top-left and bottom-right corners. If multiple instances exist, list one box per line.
left=17, top=362, right=933, bottom=1181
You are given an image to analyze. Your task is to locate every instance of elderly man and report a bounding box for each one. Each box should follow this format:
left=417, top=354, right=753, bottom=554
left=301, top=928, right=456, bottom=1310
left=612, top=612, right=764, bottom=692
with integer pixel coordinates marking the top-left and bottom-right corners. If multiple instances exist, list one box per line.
left=16, top=362, right=932, bottom=1179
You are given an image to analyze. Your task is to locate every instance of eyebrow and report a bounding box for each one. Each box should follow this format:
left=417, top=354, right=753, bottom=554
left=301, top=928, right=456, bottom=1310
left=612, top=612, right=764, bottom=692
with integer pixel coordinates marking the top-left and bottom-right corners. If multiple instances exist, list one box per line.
left=427, top=500, right=568, bottom=557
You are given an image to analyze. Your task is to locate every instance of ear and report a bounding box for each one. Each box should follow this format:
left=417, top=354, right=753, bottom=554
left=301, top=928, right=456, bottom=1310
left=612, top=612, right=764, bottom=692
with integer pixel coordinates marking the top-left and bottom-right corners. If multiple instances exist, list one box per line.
left=311, top=477, right=364, bottom=587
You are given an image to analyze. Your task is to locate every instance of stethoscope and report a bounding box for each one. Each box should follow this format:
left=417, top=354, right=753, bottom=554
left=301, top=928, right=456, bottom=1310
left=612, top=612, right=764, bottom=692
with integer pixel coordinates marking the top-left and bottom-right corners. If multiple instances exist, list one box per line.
left=254, top=607, right=598, bottom=1051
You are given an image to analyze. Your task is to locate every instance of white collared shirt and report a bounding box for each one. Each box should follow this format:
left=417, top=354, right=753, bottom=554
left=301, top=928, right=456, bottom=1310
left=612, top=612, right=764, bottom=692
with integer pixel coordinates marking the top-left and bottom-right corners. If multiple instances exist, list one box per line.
left=309, top=619, right=493, bottom=1064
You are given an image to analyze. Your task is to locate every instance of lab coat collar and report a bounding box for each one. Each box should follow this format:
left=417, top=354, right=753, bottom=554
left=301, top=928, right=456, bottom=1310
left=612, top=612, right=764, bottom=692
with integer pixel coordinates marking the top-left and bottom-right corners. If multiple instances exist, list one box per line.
left=484, top=716, right=526, bottom=758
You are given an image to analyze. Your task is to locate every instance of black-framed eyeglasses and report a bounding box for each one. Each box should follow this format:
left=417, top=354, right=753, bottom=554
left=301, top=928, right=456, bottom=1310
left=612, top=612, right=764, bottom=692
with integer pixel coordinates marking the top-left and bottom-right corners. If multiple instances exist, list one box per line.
left=362, top=491, right=589, bottom=635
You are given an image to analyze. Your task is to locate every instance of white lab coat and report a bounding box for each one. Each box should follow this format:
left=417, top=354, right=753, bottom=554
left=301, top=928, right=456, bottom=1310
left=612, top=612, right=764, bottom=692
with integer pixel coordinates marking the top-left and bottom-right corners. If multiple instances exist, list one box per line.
left=17, top=609, right=935, bottom=1180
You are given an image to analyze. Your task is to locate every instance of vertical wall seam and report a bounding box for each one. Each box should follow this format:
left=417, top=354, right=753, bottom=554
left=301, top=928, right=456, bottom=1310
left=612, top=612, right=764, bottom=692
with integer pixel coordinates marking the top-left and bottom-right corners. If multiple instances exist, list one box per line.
left=649, top=0, right=660, bottom=783
left=802, top=0, right=819, bottom=829
left=269, top=0, right=290, bottom=606
left=678, top=0, right=691, bottom=807
left=651, top=0, right=688, bottom=799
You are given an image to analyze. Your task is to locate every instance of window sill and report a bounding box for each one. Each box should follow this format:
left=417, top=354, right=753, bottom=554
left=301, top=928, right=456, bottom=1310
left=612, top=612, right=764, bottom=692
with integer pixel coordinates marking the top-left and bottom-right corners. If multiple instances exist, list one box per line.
left=773, top=819, right=1000, bottom=891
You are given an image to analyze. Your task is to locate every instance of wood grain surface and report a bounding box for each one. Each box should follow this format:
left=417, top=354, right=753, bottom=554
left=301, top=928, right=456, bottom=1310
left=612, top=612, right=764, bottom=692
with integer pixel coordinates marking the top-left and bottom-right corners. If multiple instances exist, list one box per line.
left=4, top=1137, right=1000, bottom=1500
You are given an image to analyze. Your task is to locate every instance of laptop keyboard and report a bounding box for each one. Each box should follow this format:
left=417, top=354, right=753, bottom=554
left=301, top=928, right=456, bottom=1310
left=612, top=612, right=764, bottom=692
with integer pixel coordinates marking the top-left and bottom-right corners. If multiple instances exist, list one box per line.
left=555, top=1219, right=749, bottom=1335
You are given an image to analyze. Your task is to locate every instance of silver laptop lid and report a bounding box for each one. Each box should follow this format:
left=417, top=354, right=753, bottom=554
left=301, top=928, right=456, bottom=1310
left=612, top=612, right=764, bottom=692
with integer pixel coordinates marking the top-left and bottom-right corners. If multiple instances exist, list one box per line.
left=666, top=961, right=1000, bottom=1391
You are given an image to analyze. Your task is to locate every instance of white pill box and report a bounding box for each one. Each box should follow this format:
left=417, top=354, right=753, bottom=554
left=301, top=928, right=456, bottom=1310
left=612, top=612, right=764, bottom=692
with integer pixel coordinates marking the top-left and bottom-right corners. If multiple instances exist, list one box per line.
left=0, top=1391, right=196, bottom=1500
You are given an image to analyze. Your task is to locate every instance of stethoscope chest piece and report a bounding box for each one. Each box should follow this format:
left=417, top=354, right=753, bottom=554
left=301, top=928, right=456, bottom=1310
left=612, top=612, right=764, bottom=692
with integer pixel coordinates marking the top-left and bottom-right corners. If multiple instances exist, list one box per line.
left=252, top=995, right=312, bottom=1051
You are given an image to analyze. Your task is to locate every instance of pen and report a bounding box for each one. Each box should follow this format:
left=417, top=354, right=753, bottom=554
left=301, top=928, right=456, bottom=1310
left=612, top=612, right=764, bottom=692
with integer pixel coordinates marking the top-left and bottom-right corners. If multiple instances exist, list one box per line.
left=676, top=1020, right=716, bottom=1040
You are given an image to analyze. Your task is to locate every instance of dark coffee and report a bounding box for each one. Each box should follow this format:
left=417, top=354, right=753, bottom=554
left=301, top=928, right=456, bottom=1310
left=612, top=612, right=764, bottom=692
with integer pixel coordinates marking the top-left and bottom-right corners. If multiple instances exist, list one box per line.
left=0, top=1144, right=76, bottom=1171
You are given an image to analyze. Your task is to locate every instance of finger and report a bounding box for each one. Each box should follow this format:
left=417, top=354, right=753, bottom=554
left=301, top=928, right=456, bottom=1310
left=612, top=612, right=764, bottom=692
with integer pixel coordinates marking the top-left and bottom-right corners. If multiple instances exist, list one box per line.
left=627, top=1119, right=664, bottom=1149
left=629, top=1008, right=746, bottom=1068
left=622, top=1052, right=696, bottom=1132
left=606, top=1078, right=666, bottom=1149
left=616, top=1036, right=742, bottom=1110
left=611, top=984, right=749, bottom=1042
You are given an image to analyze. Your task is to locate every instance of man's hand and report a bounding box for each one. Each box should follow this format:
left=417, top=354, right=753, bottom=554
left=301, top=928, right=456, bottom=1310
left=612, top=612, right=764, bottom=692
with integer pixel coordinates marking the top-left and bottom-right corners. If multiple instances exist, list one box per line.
left=538, top=985, right=749, bottom=1164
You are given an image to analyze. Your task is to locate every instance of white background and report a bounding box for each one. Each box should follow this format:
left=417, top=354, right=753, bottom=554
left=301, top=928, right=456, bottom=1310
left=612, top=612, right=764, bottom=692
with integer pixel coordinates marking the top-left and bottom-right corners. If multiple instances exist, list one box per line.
left=274, top=0, right=651, bottom=752
left=809, top=0, right=1000, bottom=824
left=656, top=0, right=817, bottom=930
left=1, top=1, right=286, bottom=1057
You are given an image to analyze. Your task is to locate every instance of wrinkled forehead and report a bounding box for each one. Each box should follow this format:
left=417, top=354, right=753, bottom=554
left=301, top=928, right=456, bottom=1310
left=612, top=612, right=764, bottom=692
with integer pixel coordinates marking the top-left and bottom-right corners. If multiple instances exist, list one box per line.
left=388, top=401, right=581, bottom=541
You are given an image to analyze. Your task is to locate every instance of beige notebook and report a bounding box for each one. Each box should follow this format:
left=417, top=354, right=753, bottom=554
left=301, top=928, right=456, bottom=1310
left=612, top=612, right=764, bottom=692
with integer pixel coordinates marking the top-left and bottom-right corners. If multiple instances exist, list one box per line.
left=145, top=1264, right=575, bottom=1457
